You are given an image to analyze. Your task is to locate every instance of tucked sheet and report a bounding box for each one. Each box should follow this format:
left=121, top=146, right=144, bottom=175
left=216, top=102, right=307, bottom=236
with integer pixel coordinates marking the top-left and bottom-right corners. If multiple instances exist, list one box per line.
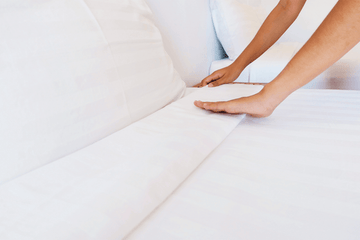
left=127, top=89, right=360, bottom=240
left=0, top=85, right=262, bottom=240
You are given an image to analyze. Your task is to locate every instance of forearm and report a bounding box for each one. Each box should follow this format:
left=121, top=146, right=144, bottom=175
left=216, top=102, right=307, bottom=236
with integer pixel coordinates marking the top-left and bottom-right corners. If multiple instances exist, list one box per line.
left=232, top=0, right=306, bottom=71
left=264, top=0, right=360, bottom=106
left=195, top=0, right=360, bottom=117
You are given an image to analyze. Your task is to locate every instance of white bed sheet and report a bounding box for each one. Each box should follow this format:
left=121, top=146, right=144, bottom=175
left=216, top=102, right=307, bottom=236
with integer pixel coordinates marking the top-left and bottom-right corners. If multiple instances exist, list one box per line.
left=0, top=85, right=262, bottom=240
left=127, top=89, right=360, bottom=240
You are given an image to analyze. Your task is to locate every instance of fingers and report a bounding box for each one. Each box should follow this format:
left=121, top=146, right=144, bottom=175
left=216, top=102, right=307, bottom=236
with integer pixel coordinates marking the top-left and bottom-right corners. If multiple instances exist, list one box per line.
left=202, top=72, right=223, bottom=86
left=194, top=100, right=228, bottom=113
left=208, top=78, right=228, bottom=87
left=193, top=78, right=226, bottom=88
left=196, top=71, right=224, bottom=88
left=192, top=82, right=202, bottom=88
left=194, top=92, right=276, bottom=117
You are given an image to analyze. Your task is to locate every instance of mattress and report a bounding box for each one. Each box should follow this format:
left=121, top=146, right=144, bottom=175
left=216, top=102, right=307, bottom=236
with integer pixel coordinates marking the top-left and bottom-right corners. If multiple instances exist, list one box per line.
left=127, top=88, right=360, bottom=240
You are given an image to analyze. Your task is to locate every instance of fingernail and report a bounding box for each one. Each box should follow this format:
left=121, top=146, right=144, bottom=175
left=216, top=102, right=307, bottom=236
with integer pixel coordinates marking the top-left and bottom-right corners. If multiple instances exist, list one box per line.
left=208, top=83, right=213, bottom=87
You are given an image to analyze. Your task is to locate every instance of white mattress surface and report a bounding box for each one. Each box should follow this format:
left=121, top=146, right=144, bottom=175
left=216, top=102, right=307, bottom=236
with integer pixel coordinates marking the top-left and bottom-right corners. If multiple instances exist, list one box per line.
left=127, top=89, right=360, bottom=240
left=0, top=85, right=262, bottom=240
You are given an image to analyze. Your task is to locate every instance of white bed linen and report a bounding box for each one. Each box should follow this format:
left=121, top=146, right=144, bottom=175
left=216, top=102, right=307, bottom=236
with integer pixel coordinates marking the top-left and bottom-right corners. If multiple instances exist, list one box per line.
left=210, top=0, right=262, bottom=61
left=0, top=85, right=262, bottom=240
left=0, top=0, right=185, bottom=185
left=127, top=89, right=360, bottom=240
left=145, top=0, right=224, bottom=86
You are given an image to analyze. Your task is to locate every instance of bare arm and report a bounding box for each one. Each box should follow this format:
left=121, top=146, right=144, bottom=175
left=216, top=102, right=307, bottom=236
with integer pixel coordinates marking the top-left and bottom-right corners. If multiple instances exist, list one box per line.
left=195, top=0, right=360, bottom=117
left=194, top=0, right=306, bottom=87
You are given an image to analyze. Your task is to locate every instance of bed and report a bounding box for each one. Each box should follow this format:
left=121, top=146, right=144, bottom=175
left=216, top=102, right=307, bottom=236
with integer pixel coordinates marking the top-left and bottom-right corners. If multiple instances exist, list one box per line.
left=1, top=0, right=359, bottom=239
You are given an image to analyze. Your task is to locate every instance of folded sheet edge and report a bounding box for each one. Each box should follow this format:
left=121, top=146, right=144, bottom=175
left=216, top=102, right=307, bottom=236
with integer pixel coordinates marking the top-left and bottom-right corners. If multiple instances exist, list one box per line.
left=0, top=85, right=262, bottom=240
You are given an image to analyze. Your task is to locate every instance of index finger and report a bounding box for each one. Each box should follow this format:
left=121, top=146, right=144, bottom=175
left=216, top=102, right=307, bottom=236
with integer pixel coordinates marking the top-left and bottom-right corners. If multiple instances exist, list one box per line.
left=199, top=72, right=223, bottom=87
left=192, top=82, right=203, bottom=88
left=194, top=100, right=228, bottom=113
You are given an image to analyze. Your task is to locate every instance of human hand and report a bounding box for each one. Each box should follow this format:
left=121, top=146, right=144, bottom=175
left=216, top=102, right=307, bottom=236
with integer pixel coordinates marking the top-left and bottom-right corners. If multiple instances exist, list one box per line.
left=193, top=65, right=242, bottom=88
left=194, top=90, right=276, bottom=118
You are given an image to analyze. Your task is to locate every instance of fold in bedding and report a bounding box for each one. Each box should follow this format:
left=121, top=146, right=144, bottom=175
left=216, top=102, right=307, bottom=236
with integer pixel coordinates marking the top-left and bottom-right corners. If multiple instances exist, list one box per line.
left=127, top=89, right=360, bottom=240
left=0, top=85, right=262, bottom=239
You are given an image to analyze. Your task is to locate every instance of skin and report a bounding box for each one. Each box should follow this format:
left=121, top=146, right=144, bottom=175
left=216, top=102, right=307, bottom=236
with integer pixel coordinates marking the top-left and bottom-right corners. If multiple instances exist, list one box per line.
left=194, top=0, right=360, bottom=117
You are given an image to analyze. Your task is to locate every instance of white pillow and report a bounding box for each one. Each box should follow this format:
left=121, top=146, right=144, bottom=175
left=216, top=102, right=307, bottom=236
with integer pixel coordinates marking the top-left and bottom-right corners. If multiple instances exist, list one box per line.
left=210, top=0, right=264, bottom=60
left=84, top=0, right=186, bottom=120
left=0, top=0, right=185, bottom=184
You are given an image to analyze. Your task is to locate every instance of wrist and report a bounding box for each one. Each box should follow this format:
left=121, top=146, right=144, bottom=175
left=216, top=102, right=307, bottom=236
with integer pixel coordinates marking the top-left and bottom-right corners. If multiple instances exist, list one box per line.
left=260, top=80, right=291, bottom=110
left=230, top=60, right=246, bottom=76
